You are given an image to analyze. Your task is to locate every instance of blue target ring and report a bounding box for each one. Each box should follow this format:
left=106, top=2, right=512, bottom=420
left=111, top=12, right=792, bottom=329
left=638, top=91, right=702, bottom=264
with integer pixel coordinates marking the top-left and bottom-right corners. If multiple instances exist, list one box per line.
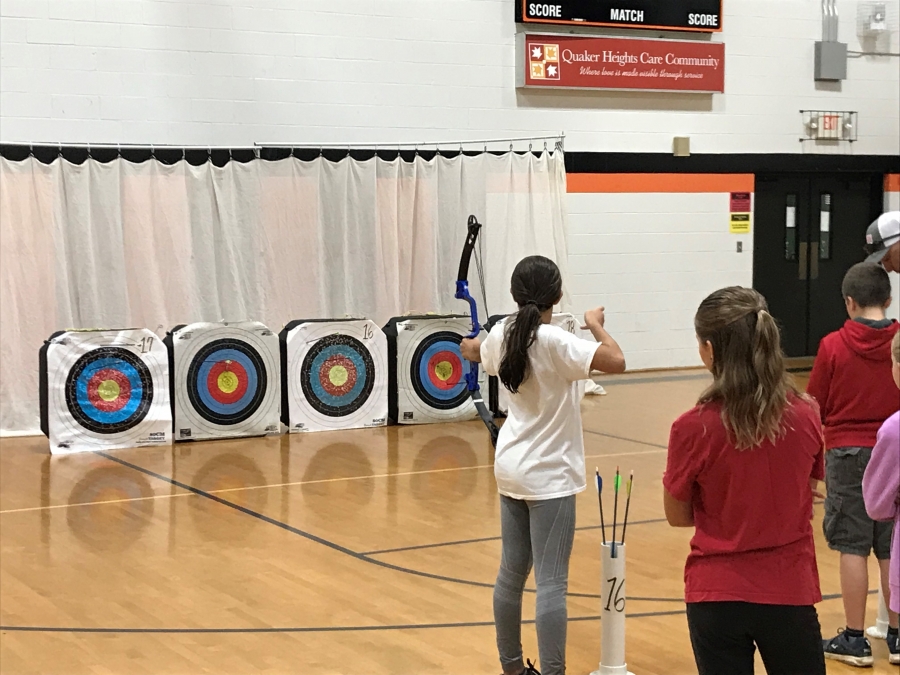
left=301, top=335, right=376, bottom=417
left=309, top=345, right=367, bottom=407
left=194, top=348, right=259, bottom=416
left=410, top=332, right=471, bottom=411
left=186, top=338, right=268, bottom=426
left=64, top=347, right=154, bottom=434
left=74, top=357, right=144, bottom=424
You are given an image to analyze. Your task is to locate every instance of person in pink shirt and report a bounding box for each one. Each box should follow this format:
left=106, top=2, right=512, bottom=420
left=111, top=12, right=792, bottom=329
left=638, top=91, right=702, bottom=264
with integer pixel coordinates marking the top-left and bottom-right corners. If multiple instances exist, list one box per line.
left=862, top=330, right=900, bottom=665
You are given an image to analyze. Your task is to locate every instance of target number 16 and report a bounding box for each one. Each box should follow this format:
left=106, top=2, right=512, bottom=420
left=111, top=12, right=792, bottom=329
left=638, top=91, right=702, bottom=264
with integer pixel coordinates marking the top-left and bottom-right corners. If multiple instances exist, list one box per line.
left=605, top=576, right=626, bottom=613
left=363, top=324, right=374, bottom=341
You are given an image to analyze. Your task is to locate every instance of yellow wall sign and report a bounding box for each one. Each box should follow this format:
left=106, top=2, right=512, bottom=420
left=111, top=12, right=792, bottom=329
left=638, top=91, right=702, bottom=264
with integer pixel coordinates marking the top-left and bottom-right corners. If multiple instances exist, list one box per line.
left=730, top=213, right=751, bottom=234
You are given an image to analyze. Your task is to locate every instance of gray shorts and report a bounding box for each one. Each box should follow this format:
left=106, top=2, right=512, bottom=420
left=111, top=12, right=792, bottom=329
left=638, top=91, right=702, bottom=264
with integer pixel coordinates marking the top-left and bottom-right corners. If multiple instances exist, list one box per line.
left=823, top=447, right=892, bottom=559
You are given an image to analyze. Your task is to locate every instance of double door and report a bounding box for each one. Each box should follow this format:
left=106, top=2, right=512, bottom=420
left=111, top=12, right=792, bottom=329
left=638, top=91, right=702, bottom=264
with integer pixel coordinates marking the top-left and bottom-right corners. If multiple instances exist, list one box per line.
left=753, top=174, right=882, bottom=357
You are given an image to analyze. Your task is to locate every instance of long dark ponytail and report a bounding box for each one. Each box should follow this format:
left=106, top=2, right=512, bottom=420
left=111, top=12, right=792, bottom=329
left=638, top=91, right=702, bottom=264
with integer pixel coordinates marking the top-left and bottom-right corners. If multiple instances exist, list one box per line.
left=499, top=256, right=563, bottom=393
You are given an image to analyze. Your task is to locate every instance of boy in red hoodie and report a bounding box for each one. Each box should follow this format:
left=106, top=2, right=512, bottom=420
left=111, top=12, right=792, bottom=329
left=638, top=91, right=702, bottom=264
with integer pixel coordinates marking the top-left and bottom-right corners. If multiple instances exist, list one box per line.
left=807, top=262, right=900, bottom=667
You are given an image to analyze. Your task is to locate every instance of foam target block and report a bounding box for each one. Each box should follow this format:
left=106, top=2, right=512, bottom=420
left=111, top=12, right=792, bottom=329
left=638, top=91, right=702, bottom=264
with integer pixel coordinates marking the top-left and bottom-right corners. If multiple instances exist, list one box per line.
left=39, top=329, right=171, bottom=454
left=166, top=321, right=281, bottom=441
left=488, top=313, right=583, bottom=416
left=383, top=315, right=483, bottom=426
left=279, top=319, right=388, bottom=433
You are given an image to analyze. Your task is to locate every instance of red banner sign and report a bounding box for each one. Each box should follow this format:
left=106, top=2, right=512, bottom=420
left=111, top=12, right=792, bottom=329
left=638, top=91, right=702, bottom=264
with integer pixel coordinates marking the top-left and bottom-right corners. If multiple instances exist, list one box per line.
left=517, top=34, right=725, bottom=93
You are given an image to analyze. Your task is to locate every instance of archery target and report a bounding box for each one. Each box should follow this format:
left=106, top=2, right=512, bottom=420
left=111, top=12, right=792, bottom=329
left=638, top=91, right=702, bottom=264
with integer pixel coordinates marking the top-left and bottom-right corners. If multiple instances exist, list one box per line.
left=40, top=329, right=171, bottom=454
left=282, top=320, right=387, bottom=432
left=494, top=313, right=584, bottom=415
left=170, top=322, right=281, bottom=441
left=394, top=316, right=482, bottom=425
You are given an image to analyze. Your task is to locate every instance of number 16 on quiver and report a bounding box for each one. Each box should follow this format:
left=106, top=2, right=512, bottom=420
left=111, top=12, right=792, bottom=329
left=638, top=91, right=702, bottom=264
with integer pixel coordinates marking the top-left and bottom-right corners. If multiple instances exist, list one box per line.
left=592, top=543, right=635, bottom=675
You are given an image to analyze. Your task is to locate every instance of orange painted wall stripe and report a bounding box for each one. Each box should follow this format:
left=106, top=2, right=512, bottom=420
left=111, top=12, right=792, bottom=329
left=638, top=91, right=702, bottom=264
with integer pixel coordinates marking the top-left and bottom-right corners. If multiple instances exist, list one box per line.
left=885, top=174, right=900, bottom=192
left=567, top=173, right=755, bottom=194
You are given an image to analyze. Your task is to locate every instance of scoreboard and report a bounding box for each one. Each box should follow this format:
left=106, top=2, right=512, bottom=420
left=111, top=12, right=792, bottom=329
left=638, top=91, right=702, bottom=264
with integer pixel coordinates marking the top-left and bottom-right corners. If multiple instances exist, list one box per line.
left=518, top=1, right=723, bottom=32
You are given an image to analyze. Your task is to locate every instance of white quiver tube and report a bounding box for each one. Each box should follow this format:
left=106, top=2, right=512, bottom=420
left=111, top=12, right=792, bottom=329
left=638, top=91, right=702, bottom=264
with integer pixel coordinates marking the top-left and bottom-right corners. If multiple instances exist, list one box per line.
left=591, top=543, right=635, bottom=675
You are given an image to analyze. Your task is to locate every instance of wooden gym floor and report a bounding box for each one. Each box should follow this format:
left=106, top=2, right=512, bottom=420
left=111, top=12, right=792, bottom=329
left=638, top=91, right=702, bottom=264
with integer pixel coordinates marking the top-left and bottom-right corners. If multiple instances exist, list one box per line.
left=0, top=371, right=895, bottom=674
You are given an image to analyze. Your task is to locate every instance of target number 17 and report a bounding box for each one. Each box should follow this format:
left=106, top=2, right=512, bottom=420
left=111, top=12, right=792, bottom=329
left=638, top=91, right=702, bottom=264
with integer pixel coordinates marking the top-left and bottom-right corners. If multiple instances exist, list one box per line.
left=605, top=576, right=626, bottom=613
left=139, top=336, right=154, bottom=353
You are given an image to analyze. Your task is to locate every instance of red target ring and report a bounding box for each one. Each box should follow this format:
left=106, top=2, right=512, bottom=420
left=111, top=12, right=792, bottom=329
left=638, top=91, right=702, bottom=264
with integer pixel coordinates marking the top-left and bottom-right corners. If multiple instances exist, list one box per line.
left=86, top=368, right=132, bottom=413
left=426, top=350, right=462, bottom=391
left=318, top=354, right=358, bottom=397
left=206, top=360, right=249, bottom=405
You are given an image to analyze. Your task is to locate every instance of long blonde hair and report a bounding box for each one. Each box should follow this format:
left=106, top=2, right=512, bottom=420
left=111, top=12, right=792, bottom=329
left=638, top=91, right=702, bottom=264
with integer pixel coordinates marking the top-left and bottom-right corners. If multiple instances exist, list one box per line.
left=695, top=287, right=801, bottom=449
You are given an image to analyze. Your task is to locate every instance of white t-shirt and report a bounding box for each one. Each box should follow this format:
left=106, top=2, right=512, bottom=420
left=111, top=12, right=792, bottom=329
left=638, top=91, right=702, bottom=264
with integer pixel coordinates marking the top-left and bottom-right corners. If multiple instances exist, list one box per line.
left=481, top=320, right=598, bottom=500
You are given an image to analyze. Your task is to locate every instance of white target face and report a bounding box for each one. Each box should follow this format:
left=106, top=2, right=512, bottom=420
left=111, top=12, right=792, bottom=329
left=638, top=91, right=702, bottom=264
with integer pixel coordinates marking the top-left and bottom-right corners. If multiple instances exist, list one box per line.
left=283, top=320, right=388, bottom=432
left=552, top=313, right=579, bottom=335
left=395, top=317, right=482, bottom=424
left=43, top=329, right=171, bottom=454
left=170, top=322, right=281, bottom=441
left=495, top=313, right=581, bottom=414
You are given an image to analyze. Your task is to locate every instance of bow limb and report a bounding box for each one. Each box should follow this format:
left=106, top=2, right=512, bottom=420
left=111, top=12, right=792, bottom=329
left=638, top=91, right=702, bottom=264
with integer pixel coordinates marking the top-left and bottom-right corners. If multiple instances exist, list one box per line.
left=455, top=215, right=499, bottom=447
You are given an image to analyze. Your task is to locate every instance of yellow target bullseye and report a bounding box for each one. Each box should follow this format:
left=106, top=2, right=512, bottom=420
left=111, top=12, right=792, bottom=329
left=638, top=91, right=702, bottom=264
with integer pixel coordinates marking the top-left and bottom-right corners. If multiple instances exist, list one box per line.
left=97, top=380, right=121, bottom=401
left=329, top=365, right=349, bottom=387
left=434, top=361, right=453, bottom=382
left=217, top=369, right=239, bottom=394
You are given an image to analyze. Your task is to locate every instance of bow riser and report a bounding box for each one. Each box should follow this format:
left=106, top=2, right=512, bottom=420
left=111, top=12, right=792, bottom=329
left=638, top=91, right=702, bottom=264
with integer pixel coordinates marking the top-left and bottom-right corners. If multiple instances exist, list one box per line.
left=454, top=281, right=481, bottom=339
left=455, top=215, right=499, bottom=447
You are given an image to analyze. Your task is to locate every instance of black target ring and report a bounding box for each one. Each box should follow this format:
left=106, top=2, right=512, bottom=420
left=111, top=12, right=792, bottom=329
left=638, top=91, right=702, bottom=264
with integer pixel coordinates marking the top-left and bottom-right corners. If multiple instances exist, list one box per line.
left=410, top=331, right=470, bottom=411
left=300, top=335, right=376, bottom=417
left=65, top=347, right=154, bottom=435
left=186, top=338, right=268, bottom=425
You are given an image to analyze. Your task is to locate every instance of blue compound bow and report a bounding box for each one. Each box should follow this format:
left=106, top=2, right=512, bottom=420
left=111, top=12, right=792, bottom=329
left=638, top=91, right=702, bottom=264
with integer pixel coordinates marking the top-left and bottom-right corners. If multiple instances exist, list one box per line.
left=455, top=215, right=500, bottom=447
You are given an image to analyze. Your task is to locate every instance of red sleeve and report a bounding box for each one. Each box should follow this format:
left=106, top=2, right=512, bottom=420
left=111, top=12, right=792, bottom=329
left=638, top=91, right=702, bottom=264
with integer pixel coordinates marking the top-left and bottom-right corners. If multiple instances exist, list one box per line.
left=664, top=410, right=707, bottom=503
left=802, top=397, right=826, bottom=480
left=811, top=431, right=825, bottom=481
left=805, top=339, right=832, bottom=423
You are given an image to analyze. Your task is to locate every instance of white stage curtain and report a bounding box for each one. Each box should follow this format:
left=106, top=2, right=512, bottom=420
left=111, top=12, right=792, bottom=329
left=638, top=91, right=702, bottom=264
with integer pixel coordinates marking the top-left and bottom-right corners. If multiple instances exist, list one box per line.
left=0, top=151, right=569, bottom=435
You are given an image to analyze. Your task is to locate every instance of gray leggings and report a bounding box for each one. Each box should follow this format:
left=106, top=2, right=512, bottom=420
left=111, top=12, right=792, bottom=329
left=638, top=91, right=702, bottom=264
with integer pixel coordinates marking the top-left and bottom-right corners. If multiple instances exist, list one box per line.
left=494, top=494, right=577, bottom=675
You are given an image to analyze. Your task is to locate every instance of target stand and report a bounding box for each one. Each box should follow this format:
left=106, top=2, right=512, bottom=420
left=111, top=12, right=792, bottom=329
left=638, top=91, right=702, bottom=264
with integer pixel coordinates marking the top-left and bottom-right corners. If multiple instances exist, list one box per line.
left=39, top=329, right=171, bottom=454
left=383, top=315, right=482, bottom=426
left=279, top=319, right=388, bottom=433
left=165, top=322, right=281, bottom=441
left=487, top=312, right=582, bottom=416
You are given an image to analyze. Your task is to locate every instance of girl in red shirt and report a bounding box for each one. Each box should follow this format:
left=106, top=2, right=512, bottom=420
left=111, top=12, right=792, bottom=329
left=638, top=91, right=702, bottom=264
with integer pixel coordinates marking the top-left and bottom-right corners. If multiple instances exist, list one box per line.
left=664, top=287, right=826, bottom=675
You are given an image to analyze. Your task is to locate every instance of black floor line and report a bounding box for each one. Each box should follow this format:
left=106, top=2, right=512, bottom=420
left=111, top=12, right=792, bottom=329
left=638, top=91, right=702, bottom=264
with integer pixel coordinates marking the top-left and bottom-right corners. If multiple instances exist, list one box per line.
left=95, top=452, right=500, bottom=592
left=0, top=593, right=866, bottom=635
left=0, top=609, right=687, bottom=635
left=361, top=518, right=668, bottom=555
left=95, top=452, right=648, bottom=602
left=95, top=453, right=671, bottom=601
left=79, top=453, right=867, bottom=637
left=582, top=429, right=668, bottom=449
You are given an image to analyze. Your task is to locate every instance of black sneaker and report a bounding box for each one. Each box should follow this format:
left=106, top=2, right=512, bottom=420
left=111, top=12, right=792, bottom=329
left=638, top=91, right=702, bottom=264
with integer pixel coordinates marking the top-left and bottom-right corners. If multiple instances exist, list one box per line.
left=822, top=628, right=874, bottom=667
left=887, top=630, right=899, bottom=665
left=500, top=659, right=541, bottom=675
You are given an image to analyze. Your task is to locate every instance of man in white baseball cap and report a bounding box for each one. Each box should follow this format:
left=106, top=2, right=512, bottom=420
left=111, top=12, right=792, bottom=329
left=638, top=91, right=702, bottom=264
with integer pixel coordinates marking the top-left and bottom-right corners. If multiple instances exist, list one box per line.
left=866, top=211, right=900, bottom=273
